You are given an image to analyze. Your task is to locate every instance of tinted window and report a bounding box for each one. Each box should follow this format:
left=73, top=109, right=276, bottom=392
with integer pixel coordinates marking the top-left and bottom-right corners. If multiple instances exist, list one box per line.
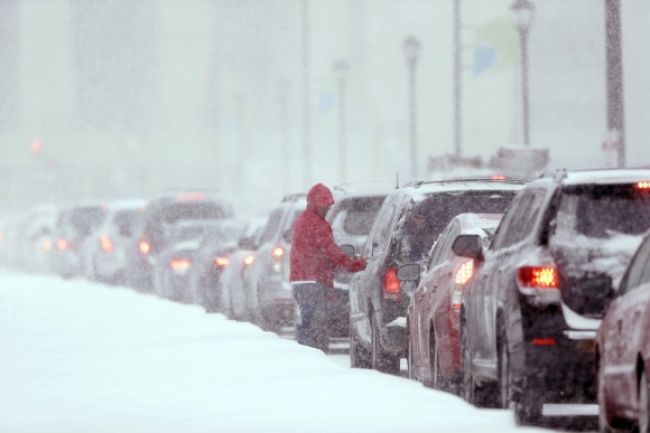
left=338, top=197, right=385, bottom=236
left=397, top=191, right=514, bottom=262
left=498, top=189, right=545, bottom=248
left=556, top=184, right=650, bottom=238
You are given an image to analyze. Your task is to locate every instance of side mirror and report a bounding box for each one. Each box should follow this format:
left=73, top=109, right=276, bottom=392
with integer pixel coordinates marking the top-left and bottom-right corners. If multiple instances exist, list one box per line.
left=340, top=244, right=355, bottom=257
left=397, top=263, right=421, bottom=282
left=452, top=234, right=483, bottom=260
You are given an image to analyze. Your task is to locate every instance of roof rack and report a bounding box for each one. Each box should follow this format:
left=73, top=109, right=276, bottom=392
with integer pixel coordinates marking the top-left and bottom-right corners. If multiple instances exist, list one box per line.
left=405, top=178, right=526, bottom=188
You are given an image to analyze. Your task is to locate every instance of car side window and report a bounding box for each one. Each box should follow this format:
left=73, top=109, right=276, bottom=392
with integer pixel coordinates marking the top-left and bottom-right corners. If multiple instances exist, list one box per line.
left=371, top=204, right=398, bottom=257
left=363, top=199, right=394, bottom=257
left=621, top=238, right=650, bottom=294
left=496, top=189, right=545, bottom=249
left=427, top=225, right=451, bottom=270
left=440, top=223, right=461, bottom=262
left=260, top=208, right=283, bottom=244
left=491, top=193, right=523, bottom=250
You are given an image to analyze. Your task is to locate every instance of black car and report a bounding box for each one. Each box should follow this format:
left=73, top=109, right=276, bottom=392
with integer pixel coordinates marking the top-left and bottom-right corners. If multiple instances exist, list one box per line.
left=456, top=169, right=650, bottom=425
left=348, top=180, right=522, bottom=374
left=125, top=192, right=233, bottom=290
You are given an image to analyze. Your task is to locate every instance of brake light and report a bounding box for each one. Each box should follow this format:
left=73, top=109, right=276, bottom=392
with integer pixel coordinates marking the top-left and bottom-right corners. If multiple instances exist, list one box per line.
left=100, top=234, right=113, bottom=253
left=383, top=267, right=401, bottom=299
left=214, top=256, right=230, bottom=268
left=56, top=239, right=69, bottom=251
left=42, top=239, right=53, bottom=252
left=517, top=266, right=559, bottom=289
left=177, top=192, right=206, bottom=201
left=138, top=240, right=151, bottom=255
left=169, top=258, right=191, bottom=271
left=637, top=182, right=650, bottom=189
left=454, top=260, right=475, bottom=286
left=243, top=254, right=255, bottom=266
left=491, top=174, right=507, bottom=181
left=272, top=246, right=284, bottom=259
left=532, top=337, right=556, bottom=346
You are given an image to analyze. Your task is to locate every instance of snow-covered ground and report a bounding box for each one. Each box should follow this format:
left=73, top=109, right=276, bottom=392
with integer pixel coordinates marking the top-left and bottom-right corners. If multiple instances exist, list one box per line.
left=0, top=271, right=554, bottom=433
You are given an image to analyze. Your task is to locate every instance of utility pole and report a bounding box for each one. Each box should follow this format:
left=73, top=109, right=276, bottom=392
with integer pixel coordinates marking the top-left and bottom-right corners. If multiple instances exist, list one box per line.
left=453, top=0, right=463, bottom=158
left=605, top=0, right=626, bottom=168
left=301, top=0, right=312, bottom=186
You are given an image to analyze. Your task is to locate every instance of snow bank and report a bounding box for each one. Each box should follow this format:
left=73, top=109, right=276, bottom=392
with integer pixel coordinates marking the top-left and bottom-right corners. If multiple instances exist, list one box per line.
left=0, top=272, right=546, bottom=433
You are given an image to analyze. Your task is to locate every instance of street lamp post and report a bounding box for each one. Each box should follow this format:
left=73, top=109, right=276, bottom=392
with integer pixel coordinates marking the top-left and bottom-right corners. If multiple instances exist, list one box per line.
left=277, top=79, right=291, bottom=194
left=333, top=59, right=350, bottom=182
left=511, top=0, right=534, bottom=146
left=403, top=36, right=421, bottom=179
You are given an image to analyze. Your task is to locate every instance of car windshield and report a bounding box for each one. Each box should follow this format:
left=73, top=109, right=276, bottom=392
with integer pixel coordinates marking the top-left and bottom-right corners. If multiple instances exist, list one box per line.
left=397, top=192, right=514, bottom=262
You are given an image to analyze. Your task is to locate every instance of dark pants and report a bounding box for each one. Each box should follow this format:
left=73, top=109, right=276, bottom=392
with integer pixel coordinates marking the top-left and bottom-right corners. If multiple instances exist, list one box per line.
left=292, top=282, right=328, bottom=350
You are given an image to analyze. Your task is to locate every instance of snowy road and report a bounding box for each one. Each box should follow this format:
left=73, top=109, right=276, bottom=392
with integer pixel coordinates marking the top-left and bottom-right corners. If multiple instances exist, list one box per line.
left=1, top=272, right=561, bottom=433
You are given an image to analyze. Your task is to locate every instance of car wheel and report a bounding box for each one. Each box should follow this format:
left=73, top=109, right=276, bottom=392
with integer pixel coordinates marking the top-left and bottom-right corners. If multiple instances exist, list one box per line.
left=371, top=316, right=400, bottom=375
left=350, top=332, right=371, bottom=369
left=639, top=369, right=649, bottom=433
left=407, top=325, right=417, bottom=380
left=598, top=358, right=616, bottom=433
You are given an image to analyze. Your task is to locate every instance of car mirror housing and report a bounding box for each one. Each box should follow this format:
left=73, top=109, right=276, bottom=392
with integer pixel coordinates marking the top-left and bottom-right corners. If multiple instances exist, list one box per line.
left=397, top=263, right=420, bottom=282
left=452, top=234, right=483, bottom=260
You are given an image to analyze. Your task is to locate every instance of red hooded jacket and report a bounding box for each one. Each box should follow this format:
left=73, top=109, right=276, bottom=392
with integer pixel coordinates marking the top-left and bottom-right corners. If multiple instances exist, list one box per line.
left=290, top=183, right=366, bottom=287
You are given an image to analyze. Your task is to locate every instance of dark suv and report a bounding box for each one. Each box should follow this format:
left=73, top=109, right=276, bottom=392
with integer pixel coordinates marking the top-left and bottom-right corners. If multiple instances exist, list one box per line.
left=125, top=193, right=233, bottom=290
left=348, top=180, right=521, bottom=374
left=457, top=169, right=650, bottom=425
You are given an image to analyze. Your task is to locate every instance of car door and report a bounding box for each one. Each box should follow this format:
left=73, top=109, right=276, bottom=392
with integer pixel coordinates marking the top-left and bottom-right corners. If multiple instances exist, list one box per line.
left=607, top=238, right=650, bottom=412
left=412, top=224, right=451, bottom=378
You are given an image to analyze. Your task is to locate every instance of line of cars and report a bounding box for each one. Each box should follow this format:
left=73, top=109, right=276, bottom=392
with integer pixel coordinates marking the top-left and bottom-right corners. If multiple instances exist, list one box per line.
left=4, top=170, right=650, bottom=430
left=350, top=169, right=650, bottom=430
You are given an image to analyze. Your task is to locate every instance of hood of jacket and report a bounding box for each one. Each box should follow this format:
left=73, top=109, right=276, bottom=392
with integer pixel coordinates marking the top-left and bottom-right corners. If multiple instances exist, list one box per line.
left=306, top=183, right=335, bottom=212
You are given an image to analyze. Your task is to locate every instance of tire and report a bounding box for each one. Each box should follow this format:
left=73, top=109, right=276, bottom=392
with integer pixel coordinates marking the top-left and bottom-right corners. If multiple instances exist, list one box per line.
left=639, top=369, right=649, bottom=433
left=598, top=358, right=617, bottom=433
left=350, top=331, right=371, bottom=369
left=407, top=325, right=417, bottom=380
left=371, top=316, right=400, bottom=375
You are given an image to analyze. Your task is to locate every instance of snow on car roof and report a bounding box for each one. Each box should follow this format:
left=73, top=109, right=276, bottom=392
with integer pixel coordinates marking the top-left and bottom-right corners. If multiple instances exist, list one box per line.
left=402, top=179, right=523, bottom=202
left=561, top=169, right=650, bottom=186
left=332, top=181, right=394, bottom=197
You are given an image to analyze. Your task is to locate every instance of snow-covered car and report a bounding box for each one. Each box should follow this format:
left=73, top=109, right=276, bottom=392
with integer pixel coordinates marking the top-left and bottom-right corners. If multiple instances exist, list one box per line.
left=186, top=219, right=246, bottom=311
left=152, top=219, right=224, bottom=302
left=458, top=169, right=650, bottom=425
left=125, top=192, right=234, bottom=290
left=245, top=194, right=305, bottom=331
left=597, top=228, right=650, bottom=433
left=403, top=212, right=501, bottom=392
left=14, top=205, right=58, bottom=273
left=89, top=200, right=146, bottom=284
left=324, top=183, right=389, bottom=342
left=348, top=179, right=521, bottom=374
left=216, top=217, right=267, bottom=320
left=50, top=204, right=108, bottom=278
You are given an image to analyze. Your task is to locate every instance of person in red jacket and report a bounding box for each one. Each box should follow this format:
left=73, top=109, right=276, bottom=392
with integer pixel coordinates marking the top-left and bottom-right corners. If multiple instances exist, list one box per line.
left=291, top=183, right=367, bottom=349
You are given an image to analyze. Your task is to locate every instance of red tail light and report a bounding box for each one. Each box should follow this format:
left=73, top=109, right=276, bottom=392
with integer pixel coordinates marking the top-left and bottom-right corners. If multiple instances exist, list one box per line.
left=517, top=266, right=559, bottom=289
left=532, top=337, right=556, bottom=347
left=138, top=240, right=151, bottom=255
left=42, top=239, right=53, bottom=252
left=56, top=239, right=69, bottom=251
left=491, top=174, right=507, bottom=181
left=383, top=267, right=401, bottom=299
left=100, top=234, right=114, bottom=253
left=243, top=254, right=255, bottom=266
left=169, top=258, right=191, bottom=272
left=272, top=246, right=284, bottom=259
left=214, top=256, right=230, bottom=269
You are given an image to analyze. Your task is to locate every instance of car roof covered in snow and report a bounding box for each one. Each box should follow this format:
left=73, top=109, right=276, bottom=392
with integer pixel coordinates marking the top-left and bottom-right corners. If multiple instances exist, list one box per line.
left=332, top=181, right=394, bottom=198
left=560, top=169, right=650, bottom=186
left=399, top=179, right=524, bottom=202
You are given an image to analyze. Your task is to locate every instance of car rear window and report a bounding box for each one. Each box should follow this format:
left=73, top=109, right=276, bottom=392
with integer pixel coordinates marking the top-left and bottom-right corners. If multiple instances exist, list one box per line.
left=158, top=202, right=228, bottom=224
left=69, top=207, right=106, bottom=237
left=340, top=197, right=385, bottom=236
left=396, top=191, right=515, bottom=262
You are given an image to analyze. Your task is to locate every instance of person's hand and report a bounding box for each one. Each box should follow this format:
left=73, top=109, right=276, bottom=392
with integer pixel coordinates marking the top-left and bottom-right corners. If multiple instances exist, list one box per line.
left=351, top=258, right=367, bottom=272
